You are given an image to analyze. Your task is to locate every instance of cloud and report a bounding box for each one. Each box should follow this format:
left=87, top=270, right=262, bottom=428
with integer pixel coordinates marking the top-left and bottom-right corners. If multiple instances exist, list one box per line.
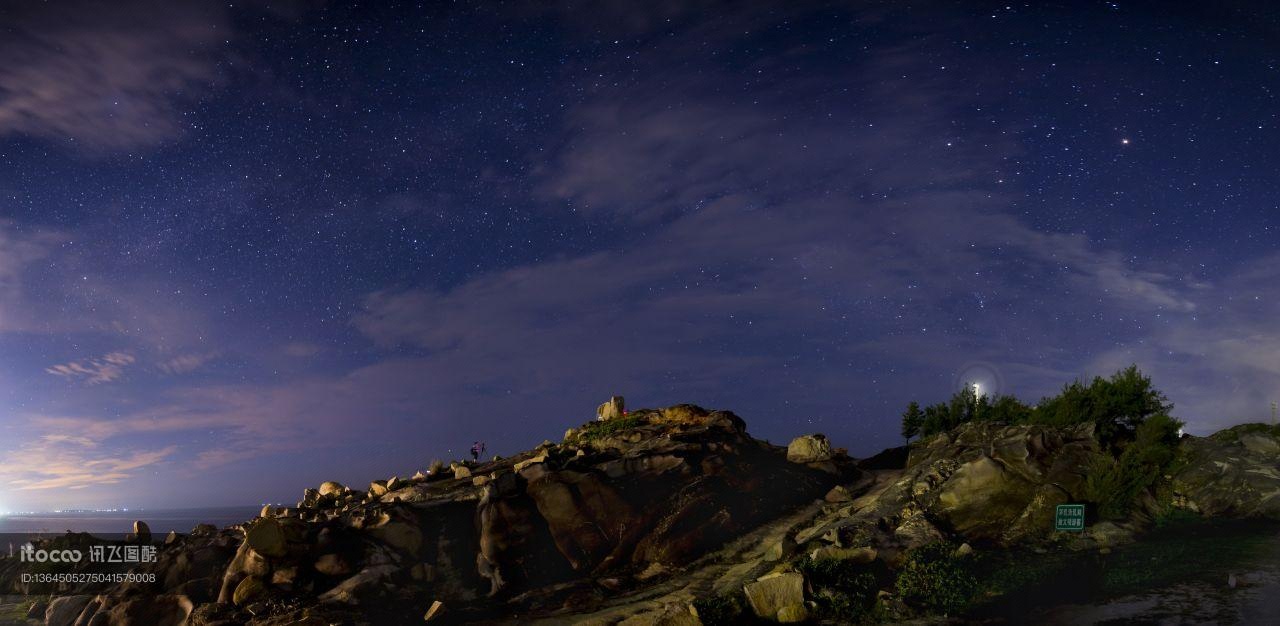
left=1085, top=252, right=1280, bottom=433
left=0, top=221, right=64, bottom=331
left=0, top=1, right=230, bottom=151
left=158, top=352, right=218, bottom=375
left=46, top=352, right=136, bottom=385
left=0, top=435, right=175, bottom=492
left=283, top=342, right=324, bottom=358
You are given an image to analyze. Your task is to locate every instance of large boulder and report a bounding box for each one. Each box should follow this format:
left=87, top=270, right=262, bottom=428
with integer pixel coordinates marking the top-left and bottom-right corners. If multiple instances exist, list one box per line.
left=131, top=520, right=152, bottom=543
left=319, top=481, right=345, bottom=496
left=743, top=572, right=806, bottom=621
left=44, top=595, right=93, bottom=626
left=911, top=421, right=1099, bottom=543
left=318, top=565, right=399, bottom=605
left=786, top=434, right=833, bottom=463
left=245, top=517, right=287, bottom=558
left=795, top=421, right=1100, bottom=552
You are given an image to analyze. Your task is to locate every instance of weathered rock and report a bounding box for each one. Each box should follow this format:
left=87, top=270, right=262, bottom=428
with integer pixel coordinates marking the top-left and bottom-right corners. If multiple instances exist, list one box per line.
left=423, top=599, right=447, bottom=622
left=809, top=545, right=876, bottom=563
left=246, top=517, right=287, bottom=558
left=786, top=434, right=833, bottom=463
left=743, top=572, right=806, bottom=620
left=318, top=564, right=398, bottom=605
left=1174, top=426, right=1280, bottom=519
left=46, top=595, right=94, bottom=626
left=514, top=453, right=548, bottom=472
left=824, top=485, right=852, bottom=503
left=18, top=403, right=845, bottom=625
left=272, top=566, right=299, bottom=586
left=453, top=464, right=472, bottom=479
left=233, top=575, right=266, bottom=606
left=132, top=519, right=152, bottom=543
left=617, top=603, right=703, bottom=626
left=371, top=520, right=424, bottom=556
left=597, top=395, right=625, bottom=420
left=164, top=530, right=180, bottom=545
left=776, top=603, right=809, bottom=623
left=910, top=421, right=1100, bottom=544
left=315, top=553, right=351, bottom=576
left=82, top=595, right=195, bottom=626
left=764, top=535, right=797, bottom=562
left=25, top=600, right=47, bottom=620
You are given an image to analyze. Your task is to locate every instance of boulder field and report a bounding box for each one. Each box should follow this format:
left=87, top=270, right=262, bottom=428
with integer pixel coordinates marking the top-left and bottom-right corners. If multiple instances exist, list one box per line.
left=8, top=409, right=1280, bottom=625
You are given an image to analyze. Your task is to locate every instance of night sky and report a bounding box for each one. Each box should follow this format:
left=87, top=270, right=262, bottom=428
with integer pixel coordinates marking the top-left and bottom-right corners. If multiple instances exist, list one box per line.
left=1, top=0, right=1278, bottom=512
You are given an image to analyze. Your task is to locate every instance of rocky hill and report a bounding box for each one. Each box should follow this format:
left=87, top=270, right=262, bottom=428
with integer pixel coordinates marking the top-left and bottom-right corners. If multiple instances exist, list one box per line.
left=7, top=407, right=1280, bottom=625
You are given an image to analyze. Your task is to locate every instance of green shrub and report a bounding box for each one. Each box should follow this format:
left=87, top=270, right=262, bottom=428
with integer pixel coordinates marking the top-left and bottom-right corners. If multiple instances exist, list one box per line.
left=1085, top=412, right=1184, bottom=519
left=895, top=542, right=979, bottom=615
left=910, top=366, right=1171, bottom=443
left=797, top=555, right=869, bottom=589
left=692, top=593, right=742, bottom=626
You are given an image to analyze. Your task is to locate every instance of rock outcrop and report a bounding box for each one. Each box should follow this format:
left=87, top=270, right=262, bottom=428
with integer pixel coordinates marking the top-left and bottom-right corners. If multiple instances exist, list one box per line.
left=785, top=434, right=833, bottom=463
left=22, top=405, right=844, bottom=625
left=792, top=420, right=1104, bottom=569
left=15, top=412, right=1280, bottom=626
left=597, top=395, right=626, bottom=420
left=1174, top=424, right=1280, bottom=518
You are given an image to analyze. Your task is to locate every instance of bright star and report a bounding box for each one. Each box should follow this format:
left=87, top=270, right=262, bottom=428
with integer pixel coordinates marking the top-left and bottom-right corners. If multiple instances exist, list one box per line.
left=1121, top=138, right=1130, bottom=145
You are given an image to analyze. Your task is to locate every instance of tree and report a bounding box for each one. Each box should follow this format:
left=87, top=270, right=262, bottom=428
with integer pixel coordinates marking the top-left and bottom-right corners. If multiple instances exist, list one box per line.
left=922, top=403, right=948, bottom=437
left=901, top=401, right=924, bottom=443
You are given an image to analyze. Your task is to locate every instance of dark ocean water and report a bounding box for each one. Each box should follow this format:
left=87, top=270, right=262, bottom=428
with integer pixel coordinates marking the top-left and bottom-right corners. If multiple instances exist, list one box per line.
left=0, top=507, right=259, bottom=535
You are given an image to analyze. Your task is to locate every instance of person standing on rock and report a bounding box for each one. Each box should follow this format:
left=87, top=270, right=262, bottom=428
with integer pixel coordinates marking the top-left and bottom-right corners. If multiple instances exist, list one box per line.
left=471, top=441, right=486, bottom=462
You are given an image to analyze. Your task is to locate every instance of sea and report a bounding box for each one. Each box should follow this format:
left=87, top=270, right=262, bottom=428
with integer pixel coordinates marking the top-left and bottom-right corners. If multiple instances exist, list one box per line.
left=0, top=507, right=260, bottom=536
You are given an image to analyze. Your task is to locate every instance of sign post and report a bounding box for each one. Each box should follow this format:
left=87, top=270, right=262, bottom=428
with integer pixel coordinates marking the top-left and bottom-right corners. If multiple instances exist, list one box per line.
left=1054, top=504, right=1086, bottom=532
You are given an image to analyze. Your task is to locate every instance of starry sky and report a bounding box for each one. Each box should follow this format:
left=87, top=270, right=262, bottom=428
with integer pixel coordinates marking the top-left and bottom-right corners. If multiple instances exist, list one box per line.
left=1, top=0, right=1278, bottom=512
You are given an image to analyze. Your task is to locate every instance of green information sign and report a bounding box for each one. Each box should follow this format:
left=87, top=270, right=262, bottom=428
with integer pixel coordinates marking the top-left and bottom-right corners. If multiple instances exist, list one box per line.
left=1054, top=504, right=1086, bottom=531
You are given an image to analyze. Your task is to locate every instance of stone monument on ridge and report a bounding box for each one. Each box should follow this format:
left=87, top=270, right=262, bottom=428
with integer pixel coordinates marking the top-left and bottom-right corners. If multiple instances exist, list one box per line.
left=597, top=395, right=625, bottom=420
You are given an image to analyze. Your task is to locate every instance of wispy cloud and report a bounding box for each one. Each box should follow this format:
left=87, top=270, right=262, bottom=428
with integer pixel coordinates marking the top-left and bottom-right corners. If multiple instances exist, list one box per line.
left=158, top=352, right=218, bottom=375
left=0, top=436, right=175, bottom=492
left=46, top=352, right=136, bottom=385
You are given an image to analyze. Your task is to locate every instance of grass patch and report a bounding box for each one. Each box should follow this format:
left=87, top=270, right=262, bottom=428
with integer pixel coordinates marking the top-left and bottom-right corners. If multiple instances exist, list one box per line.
left=1098, top=517, right=1276, bottom=594
left=691, top=593, right=742, bottom=626
left=574, top=415, right=646, bottom=442
left=895, top=542, right=980, bottom=616
left=0, top=596, right=36, bottom=622
left=970, top=516, right=1280, bottom=621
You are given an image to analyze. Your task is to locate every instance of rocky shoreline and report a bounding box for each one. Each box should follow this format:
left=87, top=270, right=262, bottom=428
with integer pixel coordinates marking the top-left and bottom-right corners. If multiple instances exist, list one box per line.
left=3, top=407, right=1279, bottom=625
